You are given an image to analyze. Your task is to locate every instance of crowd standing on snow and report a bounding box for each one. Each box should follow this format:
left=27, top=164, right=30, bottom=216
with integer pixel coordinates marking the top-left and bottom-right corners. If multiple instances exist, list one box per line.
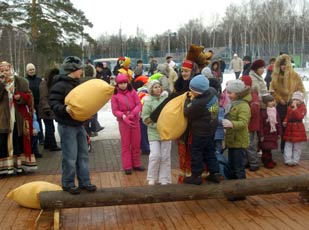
left=0, top=44, right=307, bottom=201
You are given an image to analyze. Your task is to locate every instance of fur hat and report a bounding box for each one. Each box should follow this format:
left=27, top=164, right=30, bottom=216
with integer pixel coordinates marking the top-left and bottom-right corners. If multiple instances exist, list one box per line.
left=189, top=74, right=209, bottom=94
left=186, top=44, right=213, bottom=69
left=251, top=59, right=265, bottom=71
left=26, top=63, right=36, bottom=71
left=156, top=63, right=170, bottom=76
left=181, top=60, right=193, bottom=70
left=226, top=80, right=245, bottom=93
left=134, top=66, right=143, bottom=77
left=262, top=93, right=274, bottom=104
left=292, top=91, right=304, bottom=102
left=147, top=80, right=161, bottom=95
left=240, top=75, right=252, bottom=87
left=116, top=74, right=128, bottom=84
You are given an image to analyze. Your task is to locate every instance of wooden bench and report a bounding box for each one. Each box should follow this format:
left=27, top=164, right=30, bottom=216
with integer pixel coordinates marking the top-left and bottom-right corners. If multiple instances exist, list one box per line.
left=39, top=174, right=309, bottom=230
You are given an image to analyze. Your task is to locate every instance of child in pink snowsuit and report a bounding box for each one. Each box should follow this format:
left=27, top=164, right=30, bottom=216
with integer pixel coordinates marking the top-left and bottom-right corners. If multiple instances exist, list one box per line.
left=111, top=74, right=144, bottom=175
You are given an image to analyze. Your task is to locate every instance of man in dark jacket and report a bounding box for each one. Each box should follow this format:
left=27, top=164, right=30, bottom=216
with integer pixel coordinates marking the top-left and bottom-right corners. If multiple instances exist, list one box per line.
left=49, top=56, right=97, bottom=194
left=242, top=56, right=252, bottom=76
left=25, top=63, right=44, bottom=148
left=95, top=62, right=112, bottom=84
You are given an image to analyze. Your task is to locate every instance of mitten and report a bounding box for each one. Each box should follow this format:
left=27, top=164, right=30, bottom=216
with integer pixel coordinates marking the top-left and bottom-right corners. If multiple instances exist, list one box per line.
left=222, top=119, right=233, bottom=128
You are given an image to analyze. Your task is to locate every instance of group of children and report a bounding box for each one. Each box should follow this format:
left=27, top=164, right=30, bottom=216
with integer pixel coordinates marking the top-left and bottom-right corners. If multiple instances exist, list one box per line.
left=110, top=57, right=307, bottom=200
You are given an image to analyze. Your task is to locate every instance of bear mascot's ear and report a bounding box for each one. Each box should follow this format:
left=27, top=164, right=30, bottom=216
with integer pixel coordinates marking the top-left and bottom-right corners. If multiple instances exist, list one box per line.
left=186, top=44, right=213, bottom=69
left=186, top=44, right=204, bottom=63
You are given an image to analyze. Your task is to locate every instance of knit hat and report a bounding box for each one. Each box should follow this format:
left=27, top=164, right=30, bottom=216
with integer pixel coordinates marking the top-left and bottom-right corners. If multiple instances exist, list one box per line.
left=116, top=74, right=128, bottom=84
left=233, top=53, right=238, bottom=57
left=226, top=80, right=245, bottom=93
left=262, top=94, right=274, bottom=104
left=251, top=59, right=265, bottom=71
left=240, top=75, right=252, bottom=87
left=292, top=91, right=304, bottom=102
left=26, top=63, right=35, bottom=71
left=147, top=80, right=161, bottom=95
left=181, top=60, right=193, bottom=70
left=189, top=74, right=209, bottom=94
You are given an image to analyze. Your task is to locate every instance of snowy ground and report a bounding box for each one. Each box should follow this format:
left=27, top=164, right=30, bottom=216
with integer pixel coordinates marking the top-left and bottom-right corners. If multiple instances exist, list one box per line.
left=54, top=69, right=309, bottom=141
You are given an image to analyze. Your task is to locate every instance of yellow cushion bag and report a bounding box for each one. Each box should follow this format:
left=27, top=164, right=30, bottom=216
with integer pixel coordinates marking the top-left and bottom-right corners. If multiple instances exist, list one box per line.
left=7, top=181, right=62, bottom=209
left=157, top=92, right=188, bottom=140
left=65, top=79, right=114, bottom=121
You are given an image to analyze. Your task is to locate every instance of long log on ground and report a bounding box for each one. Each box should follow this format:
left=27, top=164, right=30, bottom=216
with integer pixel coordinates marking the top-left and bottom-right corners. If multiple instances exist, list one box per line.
left=39, top=174, right=309, bottom=210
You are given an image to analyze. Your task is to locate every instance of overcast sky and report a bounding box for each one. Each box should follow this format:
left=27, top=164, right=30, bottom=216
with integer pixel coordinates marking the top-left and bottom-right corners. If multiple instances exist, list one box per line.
left=71, top=0, right=242, bottom=39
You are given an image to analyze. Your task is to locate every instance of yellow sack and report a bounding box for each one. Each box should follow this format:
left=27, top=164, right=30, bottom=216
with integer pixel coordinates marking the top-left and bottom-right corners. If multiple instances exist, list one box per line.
left=157, top=92, right=188, bottom=140
left=65, top=79, right=114, bottom=121
left=7, top=181, right=62, bottom=209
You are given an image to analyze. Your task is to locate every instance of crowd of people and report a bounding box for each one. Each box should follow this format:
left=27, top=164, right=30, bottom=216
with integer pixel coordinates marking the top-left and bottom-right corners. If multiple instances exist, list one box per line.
left=0, top=45, right=307, bottom=201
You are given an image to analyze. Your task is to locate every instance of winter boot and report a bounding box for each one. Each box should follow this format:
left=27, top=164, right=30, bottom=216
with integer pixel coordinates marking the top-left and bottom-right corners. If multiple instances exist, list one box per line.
left=205, top=173, right=221, bottom=183
left=183, top=174, right=203, bottom=185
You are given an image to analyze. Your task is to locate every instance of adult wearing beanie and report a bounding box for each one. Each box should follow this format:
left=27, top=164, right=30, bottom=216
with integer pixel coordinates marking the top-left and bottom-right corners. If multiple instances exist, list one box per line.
left=183, top=74, right=221, bottom=185
left=25, top=63, right=44, bottom=148
left=249, top=59, right=267, bottom=97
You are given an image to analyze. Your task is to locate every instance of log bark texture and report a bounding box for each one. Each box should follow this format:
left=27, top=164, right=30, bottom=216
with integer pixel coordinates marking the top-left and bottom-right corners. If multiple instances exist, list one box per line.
left=39, top=174, right=309, bottom=210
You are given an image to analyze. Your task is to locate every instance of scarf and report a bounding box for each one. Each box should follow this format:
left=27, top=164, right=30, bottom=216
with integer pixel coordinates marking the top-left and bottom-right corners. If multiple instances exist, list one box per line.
left=14, top=91, right=33, bottom=160
left=266, top=107, right=277, bottom=133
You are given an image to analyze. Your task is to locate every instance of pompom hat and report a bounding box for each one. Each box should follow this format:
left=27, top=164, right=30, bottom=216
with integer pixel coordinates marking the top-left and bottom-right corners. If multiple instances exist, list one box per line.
left=189, top=74, right=209, bottom=94
left=226, top=80, right=245, bottom=93
left=251, top=59, right=265, bottom=71
left=292, top=91, right=304, bottom=102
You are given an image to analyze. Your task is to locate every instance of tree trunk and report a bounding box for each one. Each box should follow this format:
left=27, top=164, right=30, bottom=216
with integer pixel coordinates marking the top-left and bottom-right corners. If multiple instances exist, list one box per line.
left=40, top=174, right=309, bottom=210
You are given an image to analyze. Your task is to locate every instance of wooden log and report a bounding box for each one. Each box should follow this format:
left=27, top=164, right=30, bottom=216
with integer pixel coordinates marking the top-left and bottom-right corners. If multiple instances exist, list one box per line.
left=39, top=174, right=309, bottom=210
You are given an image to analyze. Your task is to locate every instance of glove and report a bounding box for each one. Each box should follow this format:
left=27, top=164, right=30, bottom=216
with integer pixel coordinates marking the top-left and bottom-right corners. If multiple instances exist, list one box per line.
left=124, top=117, right=136, bottom=127
left=222, top=119, right=233, bottom=128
